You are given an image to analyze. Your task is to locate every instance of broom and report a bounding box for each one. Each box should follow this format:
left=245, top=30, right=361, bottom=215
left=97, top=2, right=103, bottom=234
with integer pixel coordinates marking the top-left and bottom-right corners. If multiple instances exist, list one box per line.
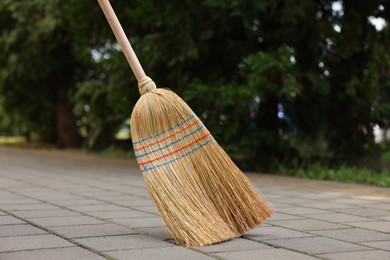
left=97, top=0, right=273, bottom=246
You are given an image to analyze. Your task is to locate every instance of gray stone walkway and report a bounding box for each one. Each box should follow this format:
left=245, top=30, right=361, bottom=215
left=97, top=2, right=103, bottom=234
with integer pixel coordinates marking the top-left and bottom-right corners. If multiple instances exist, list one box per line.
left=0, top=146, right=389, bottom=260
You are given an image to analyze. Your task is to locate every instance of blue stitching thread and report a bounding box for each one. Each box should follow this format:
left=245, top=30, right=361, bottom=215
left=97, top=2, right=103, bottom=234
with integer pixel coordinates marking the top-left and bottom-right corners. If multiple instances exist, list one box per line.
left=132, top=114, right=196, bottom=145
left=135, top=125, right=206, bottom=158
left=141, top=137, right=214, bottom=172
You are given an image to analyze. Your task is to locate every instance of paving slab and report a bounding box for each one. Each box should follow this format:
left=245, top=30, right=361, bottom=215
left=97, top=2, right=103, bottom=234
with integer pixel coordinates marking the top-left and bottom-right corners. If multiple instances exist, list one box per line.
left=266, top=212, right=304, bottom=221
left=85, top=209, right=154, bottom=219
left=49, top=223, right=138, bottom=238
left=197, top=238, right=271, bottom=253
left=0, top=224, right=47, bottom=237
left=309, top=228, right=390, bottom=243
left=105, top=247, right=215, bottom=260
left=319, top=250, right=390, bottom=260
left=1, top=146, right=390, bottom=260
left=0, top=247, right=106, bottom=260
left=269, top=219, right=349, bottom=231
left=75, top=234, right=173, bottom=251
left=135, top=226, right=173, bottom=240
left=360, top=241, right=390, bottom=251
left=304, top=202, right=356, bottom=210
left=0, top=234, right=74, bottom=252
left=2, top=203, right=60, bottom=211
left=0, top=216, right=25, bottom=225
left=214, top=248, right=318, bottom=260
left=65, top=204, right=130, bottom=212
left=243, top=226, right=314, bottom=241
left=334, top=208, right=390, bottom=217
left=112, top=216, right=165, bottom=228
left=27, top=215, right=105, bottom=227
left=345, top=221, right=390, bottom=233
left=266, top=236, right=370, bottom=254
left=11, top=209, right=81, bottom=218
left=0, top=198, right=42, bottom=205
left=277, top=206, right=330, bottom=215
left=305, top=213, right=374, bottom=223
left=50, top=199, right=106, bottom=206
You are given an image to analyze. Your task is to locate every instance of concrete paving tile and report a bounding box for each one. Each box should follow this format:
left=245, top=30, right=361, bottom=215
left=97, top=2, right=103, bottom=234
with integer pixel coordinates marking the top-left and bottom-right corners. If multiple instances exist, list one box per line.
left=112, top=217, right=165, bottom=228
left=50, top=199, right=106, bottom=206
left=135, top=226, right=172, bottom=240
left=0, top=234, right=74, bottom=252
left=270, top=219, right=349, bottom=231
left=0, top=216, right=25, bottom=225
left=11, top=209, right=80, bottom=218
left=49, top=223, right=137, bottom=238
left=29, top=216, right=105, bottom=227
left=306, top=213, right=374, bottom=223
left=374, top=215, right=390, bottom=221
left=86, top=210, right=154, bottom=219
left=361, top=241, right=390, bottom=251
left=2, top=146, right=390, bottom=259
left=355, top=195, right=390, bottom=202
left=345, top=221, right=390, bottom=233
left=4, top=203, right=60, bottom=211
left=319, top=250, right=390, bottom=260
left=32, top=194, right=83, bottom=201
left=0, top=224, right=47, bottom=237
left=112, top=199, right=154, bottom=207
left=359, top=203, right=390, bottom=211
left=198, top=238, right=271, bottom=253
left=269, top=198, right=316, bottom=205
left=106, top=246, right=215, bottom=260
left=309, top=228, right=390, bottom=243
left=132, top=205, right=159, bottom=214
left=335, top=208, right=390, bottom=217
left=267, top=237, right=369, bottom=254
left=266, top=201, right=296, bottom=208
left=331, top=198, right=379, bottom=205
left=243, top=226, right=313, bottom=241
left=304, top=202, right=355, bottom=210
left=65, top=204, right=129, bottom=212
left=278, top=206, right=329, bottom=215
left=214, top=248, right=318, bottom=260
left=0, top=247, right=106, bottom=260
left=266, top=212, right=303, bottom=221
left=78, top=191, right=125, bottom=198
left=75, top=234, right=173, bottom=251
left=0, top=192, right=20, bottom=199
left=303, top=191, right=350, bottom=198
left=0, top=198, right=42, bottom=205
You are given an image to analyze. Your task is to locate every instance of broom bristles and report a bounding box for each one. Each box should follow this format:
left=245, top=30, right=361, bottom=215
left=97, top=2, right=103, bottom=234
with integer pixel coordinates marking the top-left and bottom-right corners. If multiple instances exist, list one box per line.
left=131, top=87, right=273, bottom=246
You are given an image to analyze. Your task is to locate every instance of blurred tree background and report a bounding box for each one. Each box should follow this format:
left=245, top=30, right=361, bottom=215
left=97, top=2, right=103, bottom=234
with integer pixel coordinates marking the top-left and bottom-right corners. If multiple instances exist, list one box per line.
left=1, top=0, right=389, bottom=183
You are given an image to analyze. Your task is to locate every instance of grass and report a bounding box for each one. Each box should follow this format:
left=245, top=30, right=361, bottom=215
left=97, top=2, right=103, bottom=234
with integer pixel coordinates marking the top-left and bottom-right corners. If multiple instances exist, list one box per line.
left=278, top=163, right=390, bottom=187
left=0, top=136, right=26, bottom=145
left=99, top=145, right=135, bottom=160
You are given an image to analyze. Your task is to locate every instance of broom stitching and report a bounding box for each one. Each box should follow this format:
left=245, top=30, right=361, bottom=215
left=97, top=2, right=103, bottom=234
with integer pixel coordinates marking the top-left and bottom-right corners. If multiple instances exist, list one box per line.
left=134, top=118, right=201, bottom=152
left=135, top=124, right=206, bottom=158
left=138, top=132, right=212, bottom=166
left=132, top=114, right=196, bottom=144
left=142, top=137, right=214, bottom=172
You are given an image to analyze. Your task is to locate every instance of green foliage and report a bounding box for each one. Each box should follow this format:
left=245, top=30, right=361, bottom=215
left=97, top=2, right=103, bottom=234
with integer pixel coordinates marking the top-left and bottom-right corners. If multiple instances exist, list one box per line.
left=278, top=163, right=390, bottom=187
left=0, top=0, right=80, bottom=145
left=0, top=0, right=389, bottom=174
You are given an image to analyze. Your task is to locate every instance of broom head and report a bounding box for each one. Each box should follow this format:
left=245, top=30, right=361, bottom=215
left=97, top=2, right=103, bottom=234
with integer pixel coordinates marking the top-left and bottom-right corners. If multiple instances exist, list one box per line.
left=130, top=78, right=273, bottom=246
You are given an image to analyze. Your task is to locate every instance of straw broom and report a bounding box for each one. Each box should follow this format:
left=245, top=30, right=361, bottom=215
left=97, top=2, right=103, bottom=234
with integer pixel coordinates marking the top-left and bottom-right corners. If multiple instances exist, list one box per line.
left=97, top=0, right=273, bottom=246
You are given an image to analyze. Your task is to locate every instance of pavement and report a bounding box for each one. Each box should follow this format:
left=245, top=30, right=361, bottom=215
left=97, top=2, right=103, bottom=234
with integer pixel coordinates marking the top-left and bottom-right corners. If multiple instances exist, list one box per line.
left=0, top=146, right=389, bottom=260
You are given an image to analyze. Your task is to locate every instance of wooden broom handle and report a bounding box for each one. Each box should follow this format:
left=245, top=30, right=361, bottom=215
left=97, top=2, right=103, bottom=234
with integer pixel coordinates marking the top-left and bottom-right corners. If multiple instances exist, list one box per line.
left=97, top=0, right=146, bottom=82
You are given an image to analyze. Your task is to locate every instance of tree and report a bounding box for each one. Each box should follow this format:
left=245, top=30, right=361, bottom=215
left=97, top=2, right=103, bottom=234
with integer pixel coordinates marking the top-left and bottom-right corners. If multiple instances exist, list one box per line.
left=0, top=0, right=80, bottom=147
left=1, top=0, right=389, bottom=171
